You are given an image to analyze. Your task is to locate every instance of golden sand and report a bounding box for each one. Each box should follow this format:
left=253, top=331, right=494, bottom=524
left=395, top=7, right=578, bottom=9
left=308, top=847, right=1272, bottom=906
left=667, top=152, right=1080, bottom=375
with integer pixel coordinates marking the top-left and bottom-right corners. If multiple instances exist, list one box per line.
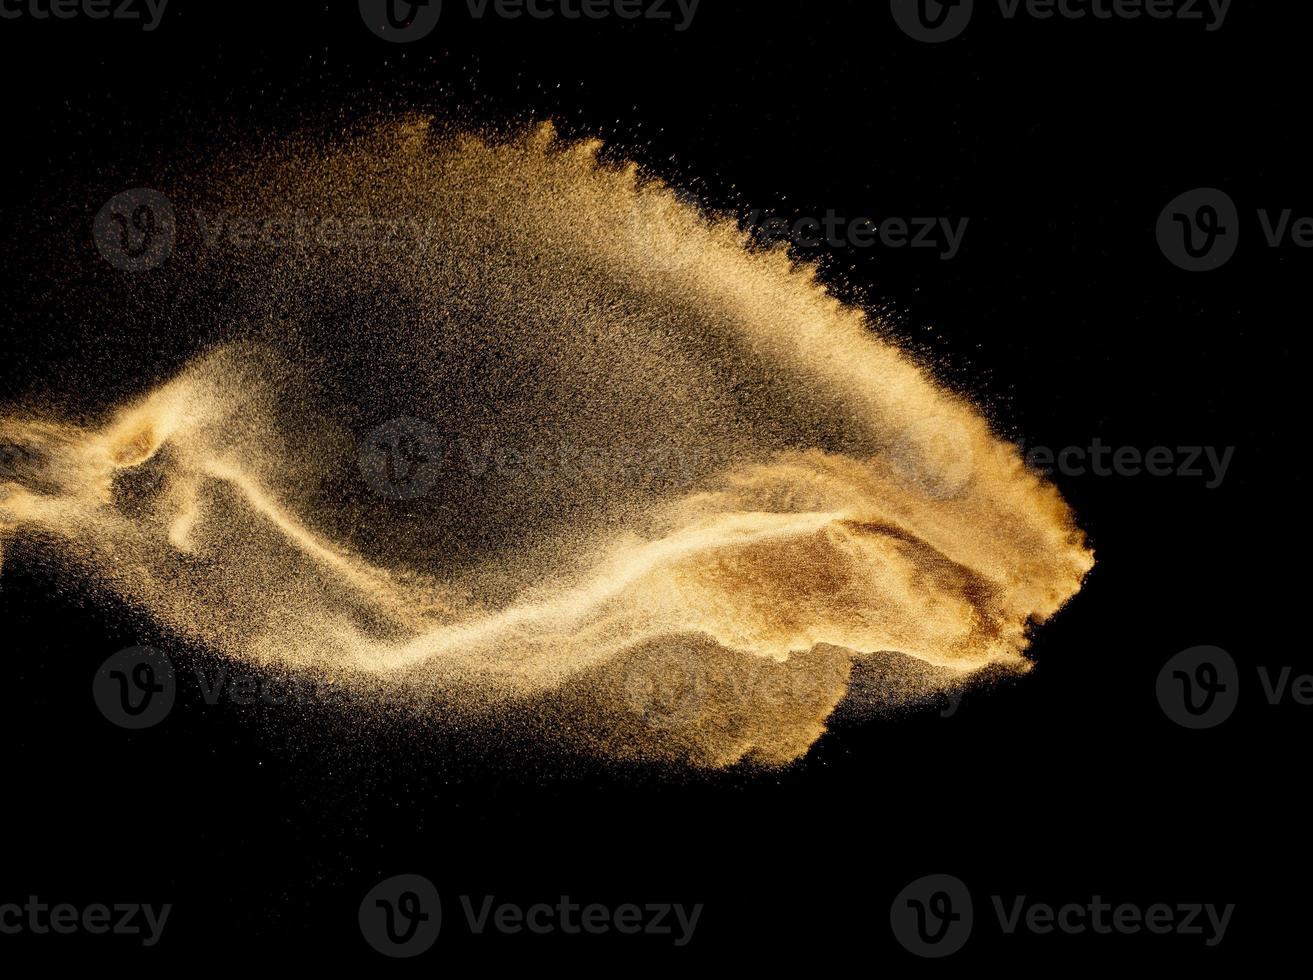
left=0, top=120, right=1092, bottom=766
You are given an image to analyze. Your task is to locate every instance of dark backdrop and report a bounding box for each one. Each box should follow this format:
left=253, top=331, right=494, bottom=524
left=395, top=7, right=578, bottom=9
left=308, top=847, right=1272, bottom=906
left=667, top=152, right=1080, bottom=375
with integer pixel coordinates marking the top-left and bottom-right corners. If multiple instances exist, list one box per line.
left=0, top=0, right=1301, bottom=967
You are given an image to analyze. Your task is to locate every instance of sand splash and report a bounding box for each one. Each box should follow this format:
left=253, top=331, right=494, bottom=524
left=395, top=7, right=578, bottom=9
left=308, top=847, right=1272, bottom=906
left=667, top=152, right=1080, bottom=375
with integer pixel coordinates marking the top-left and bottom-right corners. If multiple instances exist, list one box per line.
left=0, top=120, right=1093, bottom=766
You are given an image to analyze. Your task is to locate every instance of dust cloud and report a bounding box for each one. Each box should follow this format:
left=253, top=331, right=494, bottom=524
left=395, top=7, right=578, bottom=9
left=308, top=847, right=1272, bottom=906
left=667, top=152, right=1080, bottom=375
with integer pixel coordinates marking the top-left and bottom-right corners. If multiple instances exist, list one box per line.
left=0, top=120, right=1092, bottom=767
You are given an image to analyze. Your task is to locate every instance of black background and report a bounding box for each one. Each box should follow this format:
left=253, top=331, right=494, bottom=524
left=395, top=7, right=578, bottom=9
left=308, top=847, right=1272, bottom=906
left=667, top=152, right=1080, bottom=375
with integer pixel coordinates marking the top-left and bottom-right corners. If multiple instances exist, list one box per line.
left=0, top=0, right=1302, bottom=968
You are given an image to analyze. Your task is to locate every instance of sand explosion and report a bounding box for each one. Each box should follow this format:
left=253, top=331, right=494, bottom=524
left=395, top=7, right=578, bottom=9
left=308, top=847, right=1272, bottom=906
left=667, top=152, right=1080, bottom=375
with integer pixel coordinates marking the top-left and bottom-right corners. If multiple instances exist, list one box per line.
left=0, top=120, right=1092, bottom=767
